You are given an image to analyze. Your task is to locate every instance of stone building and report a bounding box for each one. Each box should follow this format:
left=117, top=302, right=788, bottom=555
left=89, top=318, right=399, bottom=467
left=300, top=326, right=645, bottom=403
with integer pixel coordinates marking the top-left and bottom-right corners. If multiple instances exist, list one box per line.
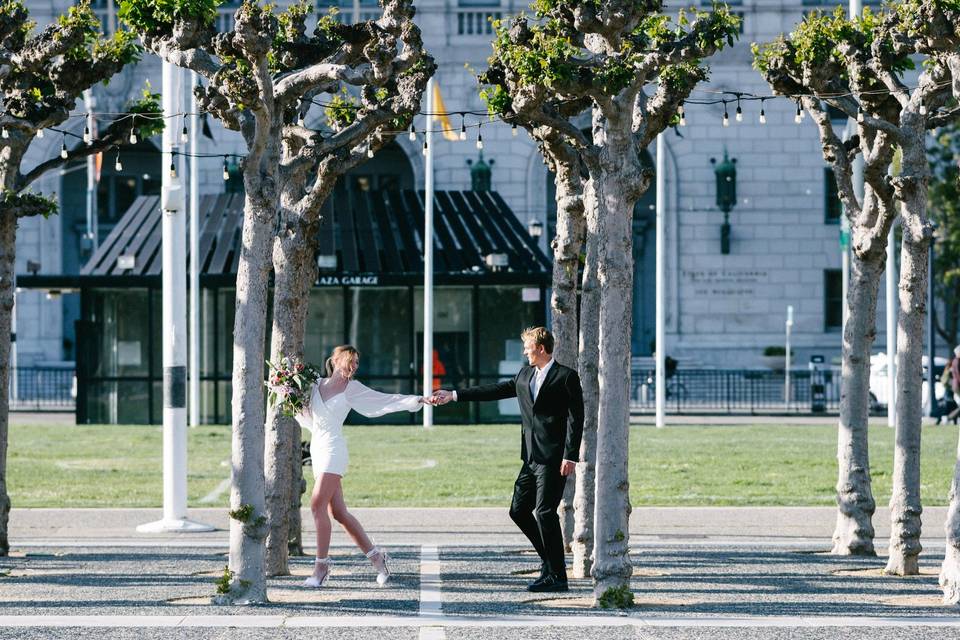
left=15, top=0, right=896, bottom=383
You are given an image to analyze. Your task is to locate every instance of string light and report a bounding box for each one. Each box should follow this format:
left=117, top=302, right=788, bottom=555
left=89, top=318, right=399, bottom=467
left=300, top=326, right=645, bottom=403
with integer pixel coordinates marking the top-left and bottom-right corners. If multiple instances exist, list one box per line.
left=60, top=138, right=68, bottom=159
left=476, top=123, right=483, bottom=149
left=1, top=127, right=8, bottom=140
left=512, top=122, right=518, bottom=136
left=422, top=138, right=428, bottom=156
left=857, top=105, right=864, bottom=122
left=36, top=128, right=43, bottom=139
left=169, top=158, right=177, bottom=179
left=83, top=123, right=91, bottom=144
left=222, top=156, right=229, bottom=181
left=297, top=111, right=305, bottom=127
left=735, top=96, right=743, bottom=122
left=678, top=103, right=686, bottom=127
left=460, top=115, right=467, bottom=141
left=114, top=149, right=123, bottom=172
left=128, top=114, right=137, bottom=144
left=759, top=99, right=766, bottom=124
left=919, top=96, right=926, bottom=115
left=180, top=117, right=189, bottom=144
left=722, top=102, right=729, bottom=127
left=794, top=100, right=802, bottom=124
left=409, top=123, right=416, bottom=141
left=367, top=145, right=374, bottom=158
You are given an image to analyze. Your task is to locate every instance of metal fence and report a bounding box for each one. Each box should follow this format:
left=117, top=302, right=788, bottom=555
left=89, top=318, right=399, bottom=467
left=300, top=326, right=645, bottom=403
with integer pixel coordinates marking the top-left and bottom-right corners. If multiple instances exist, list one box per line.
left=630, top=367, right=841, bottom=415
left=9, top=367, right=76, bottom=412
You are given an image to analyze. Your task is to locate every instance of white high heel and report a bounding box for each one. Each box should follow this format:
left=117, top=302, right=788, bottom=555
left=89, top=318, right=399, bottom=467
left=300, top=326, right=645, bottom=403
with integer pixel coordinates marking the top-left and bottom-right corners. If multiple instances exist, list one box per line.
left=304, top=557, right=330, bottom=588
left=367, top=547, right=390, bottom=586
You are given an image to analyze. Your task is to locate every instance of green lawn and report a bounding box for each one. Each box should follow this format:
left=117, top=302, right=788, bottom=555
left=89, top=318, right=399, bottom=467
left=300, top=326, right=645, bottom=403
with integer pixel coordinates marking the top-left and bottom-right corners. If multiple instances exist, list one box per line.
left=7, top=422, right=960, bottom=508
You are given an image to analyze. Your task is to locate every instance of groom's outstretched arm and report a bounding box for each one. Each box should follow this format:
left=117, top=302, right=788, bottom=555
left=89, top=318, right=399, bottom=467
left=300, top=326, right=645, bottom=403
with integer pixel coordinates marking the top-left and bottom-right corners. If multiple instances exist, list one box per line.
left=452, top=371, right=520, bottom=402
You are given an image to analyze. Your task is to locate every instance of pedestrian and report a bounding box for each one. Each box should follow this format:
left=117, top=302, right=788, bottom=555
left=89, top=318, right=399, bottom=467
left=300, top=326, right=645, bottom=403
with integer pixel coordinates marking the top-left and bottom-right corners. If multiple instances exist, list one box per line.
left=940, top=345, right=960, bottom=425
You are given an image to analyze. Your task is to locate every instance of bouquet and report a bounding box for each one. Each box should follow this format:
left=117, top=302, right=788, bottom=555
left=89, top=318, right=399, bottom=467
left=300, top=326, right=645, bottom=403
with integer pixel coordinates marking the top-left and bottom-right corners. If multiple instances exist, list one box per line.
left=265, top=356, right=323, bottom=417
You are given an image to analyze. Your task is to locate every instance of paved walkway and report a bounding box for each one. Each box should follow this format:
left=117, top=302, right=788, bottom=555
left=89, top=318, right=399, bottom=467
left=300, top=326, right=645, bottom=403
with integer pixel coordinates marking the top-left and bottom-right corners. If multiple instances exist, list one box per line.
left=4, top=507, right=960, bottom=639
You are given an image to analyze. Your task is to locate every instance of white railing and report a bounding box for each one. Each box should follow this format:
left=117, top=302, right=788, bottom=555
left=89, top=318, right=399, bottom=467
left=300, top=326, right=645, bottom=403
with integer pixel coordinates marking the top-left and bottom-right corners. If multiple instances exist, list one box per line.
left=455, top=9, right=502, bottom=36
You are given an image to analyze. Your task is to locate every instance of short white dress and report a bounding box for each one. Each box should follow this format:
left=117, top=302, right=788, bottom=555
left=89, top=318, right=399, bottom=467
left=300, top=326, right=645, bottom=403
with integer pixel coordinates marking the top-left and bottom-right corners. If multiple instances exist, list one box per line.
left=295, top=380, right=422, bottom=477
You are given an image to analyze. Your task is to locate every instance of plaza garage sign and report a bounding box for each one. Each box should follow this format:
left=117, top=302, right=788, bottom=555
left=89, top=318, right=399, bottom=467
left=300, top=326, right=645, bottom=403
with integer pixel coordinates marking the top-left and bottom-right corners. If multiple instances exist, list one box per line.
left=317, top=275, right=380, bottom=286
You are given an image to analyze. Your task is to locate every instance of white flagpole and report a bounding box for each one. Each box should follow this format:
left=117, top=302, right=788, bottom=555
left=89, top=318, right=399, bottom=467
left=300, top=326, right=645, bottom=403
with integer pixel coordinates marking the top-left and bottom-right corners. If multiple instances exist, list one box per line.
left=423, top=79, right=434, bottom=429
left=887, top=225, right=897, bottom=426
left=655, top=133, right=666, bottom=428
left=138, top=62, right=211, bottom=533
left=189, top=72, right=201, bottom=428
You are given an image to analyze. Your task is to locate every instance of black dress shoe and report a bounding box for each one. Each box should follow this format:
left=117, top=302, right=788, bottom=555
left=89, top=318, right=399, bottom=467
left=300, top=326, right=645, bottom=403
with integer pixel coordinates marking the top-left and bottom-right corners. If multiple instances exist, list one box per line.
left=527, top=574, right=568, bottom=593
left=538, top=563, right=549, bottom=579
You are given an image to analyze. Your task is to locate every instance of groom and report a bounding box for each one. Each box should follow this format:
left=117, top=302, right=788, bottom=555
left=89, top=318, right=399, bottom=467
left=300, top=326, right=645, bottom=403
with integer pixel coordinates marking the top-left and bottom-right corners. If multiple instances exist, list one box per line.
left=432, top=327, right=584, bottom=592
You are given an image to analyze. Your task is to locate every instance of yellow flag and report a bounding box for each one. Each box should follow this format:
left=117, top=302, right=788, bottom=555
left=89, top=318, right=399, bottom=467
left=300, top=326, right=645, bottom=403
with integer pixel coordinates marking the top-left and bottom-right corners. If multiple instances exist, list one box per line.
left=432, top=83, right=459, bottom=142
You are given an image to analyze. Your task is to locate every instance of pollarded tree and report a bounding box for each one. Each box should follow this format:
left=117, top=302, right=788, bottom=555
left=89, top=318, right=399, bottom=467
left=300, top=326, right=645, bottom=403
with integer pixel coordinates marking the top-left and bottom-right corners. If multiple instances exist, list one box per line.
left=754, top=7, right=907, bottom=558
left=120, top=0, right=342, bottom=603
left=762, top=0, right=960, bottom=576
left=263, top=0, right=434, bottom=576
left=482, top=0, right=740, bottom=605
left=0, top=0, right=151, bottom=557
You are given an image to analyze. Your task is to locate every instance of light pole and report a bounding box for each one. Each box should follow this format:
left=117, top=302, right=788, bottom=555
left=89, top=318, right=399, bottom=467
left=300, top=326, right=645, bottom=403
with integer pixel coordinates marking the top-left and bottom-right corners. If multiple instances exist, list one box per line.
left=137, top=62, right=211, bottom=533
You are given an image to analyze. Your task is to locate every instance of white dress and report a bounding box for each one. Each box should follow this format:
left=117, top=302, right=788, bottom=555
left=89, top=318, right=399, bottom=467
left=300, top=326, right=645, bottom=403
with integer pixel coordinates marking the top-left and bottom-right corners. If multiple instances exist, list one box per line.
left=296, top=379, right=422, bottom=477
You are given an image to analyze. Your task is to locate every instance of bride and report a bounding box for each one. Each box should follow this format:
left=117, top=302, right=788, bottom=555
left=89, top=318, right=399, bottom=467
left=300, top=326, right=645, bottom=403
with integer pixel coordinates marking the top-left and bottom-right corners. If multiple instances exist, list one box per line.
left=295, top=345, right=428, bottom=588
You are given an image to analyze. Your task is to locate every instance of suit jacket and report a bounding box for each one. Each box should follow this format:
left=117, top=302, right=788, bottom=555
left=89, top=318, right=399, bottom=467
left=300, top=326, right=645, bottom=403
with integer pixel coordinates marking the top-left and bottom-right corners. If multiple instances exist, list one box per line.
left=456, top=362, right=584, bottom=465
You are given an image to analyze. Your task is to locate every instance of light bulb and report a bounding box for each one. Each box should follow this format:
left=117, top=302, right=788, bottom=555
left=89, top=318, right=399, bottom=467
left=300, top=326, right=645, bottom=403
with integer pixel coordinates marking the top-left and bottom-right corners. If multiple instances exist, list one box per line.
left=759, top=108, right=766, bottom=124
left=422, top=140, right=428, bottom=156
left=409, top=124, right=416, bottom=141
left=114, top=153, right=123, bottom=172
left=679, top=113, right=686, bottom=127
left=735, top=105, right=743, bottom=122
left=857, top=107, right=864, bottom=123
left=919, top=97, right=926, bottom=115
left=60, top=142, right=68, bottom=159
left=794, top=103, right=802, bottom=124
left=83, top=125, right=91, bottom=144
left=169, top=161, right=176, bottom=179
left=512, top=123, right=518, bottom=136
left=367, top=147, right=374, bottom=158
left=297, top=112, right=305, bottom=127
left=2, top=127, right=9, bottom=140
left=459, top=121, right=466, bottom=140
left=476, top=131, right=483, bottom=149
left=36, top=128, right=44, bottom=139
left=181, top=123, right=188, bottom=144
left=722, top=110, right=729, bottom=127
left=129, top=131, right=137, bottom=144
left=222, top=158, right=229, bottom=181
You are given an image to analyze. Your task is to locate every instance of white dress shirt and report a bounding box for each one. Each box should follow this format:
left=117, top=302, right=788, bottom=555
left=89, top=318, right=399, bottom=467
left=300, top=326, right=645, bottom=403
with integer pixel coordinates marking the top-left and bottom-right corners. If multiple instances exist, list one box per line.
left=530, top=358, right=554, bottom=401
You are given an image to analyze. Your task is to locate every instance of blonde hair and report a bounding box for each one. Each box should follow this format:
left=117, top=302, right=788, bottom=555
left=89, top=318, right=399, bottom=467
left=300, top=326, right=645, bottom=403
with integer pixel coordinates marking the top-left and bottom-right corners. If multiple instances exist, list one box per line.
left=520, top=326, right=554, bottom=354
left=326, top=345, right=360, bottom=377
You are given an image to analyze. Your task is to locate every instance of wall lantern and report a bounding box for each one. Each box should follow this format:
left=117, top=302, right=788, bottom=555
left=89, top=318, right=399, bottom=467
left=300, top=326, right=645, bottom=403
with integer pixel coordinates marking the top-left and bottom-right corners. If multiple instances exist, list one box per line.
left=710, top=150, right=737, bottom=255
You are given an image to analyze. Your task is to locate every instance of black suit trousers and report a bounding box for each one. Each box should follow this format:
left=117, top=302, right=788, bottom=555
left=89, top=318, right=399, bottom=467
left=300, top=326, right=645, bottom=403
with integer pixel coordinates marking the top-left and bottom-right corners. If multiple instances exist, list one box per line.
left=509, top=461, right=567, bottom=577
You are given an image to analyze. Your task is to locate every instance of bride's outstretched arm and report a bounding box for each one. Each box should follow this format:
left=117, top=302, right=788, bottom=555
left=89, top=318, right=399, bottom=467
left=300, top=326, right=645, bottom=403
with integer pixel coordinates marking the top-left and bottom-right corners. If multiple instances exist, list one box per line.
left=345, top=381, right=424, bottom=418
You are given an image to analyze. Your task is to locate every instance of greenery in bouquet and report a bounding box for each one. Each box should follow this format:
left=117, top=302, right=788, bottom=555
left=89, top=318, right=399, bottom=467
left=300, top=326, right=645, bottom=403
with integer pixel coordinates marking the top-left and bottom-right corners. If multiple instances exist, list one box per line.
left=265, top=356, right=322, bottom=417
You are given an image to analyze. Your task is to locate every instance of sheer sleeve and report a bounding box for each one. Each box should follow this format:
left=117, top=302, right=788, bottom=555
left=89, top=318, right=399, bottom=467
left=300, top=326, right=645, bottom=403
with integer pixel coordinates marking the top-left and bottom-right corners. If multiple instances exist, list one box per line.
left=344, top=380, right=423, bottom=418
left=293, top=384, right=316, bottom=432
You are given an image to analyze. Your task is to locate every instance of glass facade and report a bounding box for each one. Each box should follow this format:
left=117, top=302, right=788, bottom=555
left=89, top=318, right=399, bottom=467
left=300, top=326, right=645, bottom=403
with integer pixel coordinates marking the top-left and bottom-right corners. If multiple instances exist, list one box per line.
left=77, top=284, right=546, bottom=425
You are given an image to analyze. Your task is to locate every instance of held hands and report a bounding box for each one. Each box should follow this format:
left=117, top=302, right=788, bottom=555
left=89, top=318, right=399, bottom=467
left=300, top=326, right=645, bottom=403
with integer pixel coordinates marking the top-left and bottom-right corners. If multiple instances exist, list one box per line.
left=430, top=390, right=454, bottom=406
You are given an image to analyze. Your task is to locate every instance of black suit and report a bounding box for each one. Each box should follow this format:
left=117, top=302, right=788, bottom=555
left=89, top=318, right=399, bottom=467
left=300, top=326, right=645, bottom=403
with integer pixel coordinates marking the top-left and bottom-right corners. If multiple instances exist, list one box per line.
left=456, top=361, right=584, bottom=578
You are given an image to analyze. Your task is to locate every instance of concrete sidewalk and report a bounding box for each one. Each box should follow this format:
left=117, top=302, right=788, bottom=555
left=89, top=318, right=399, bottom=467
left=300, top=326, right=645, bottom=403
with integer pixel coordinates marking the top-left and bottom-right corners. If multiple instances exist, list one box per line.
left=8, top=506, right=953, bottom=549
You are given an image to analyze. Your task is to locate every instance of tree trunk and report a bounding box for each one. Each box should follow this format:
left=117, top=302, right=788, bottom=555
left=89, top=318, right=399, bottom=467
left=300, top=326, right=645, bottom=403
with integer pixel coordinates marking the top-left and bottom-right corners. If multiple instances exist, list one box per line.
left=885, top=155, right=930, bottom=576
left=591, top=124, right=638, bottom=605
left=572, top=178, right=598, bottom=580
left=0, top=210, right=15, bottom=557
left=264, top=230, right=315, bottom=576
left=831, top=250, right=882, bottom=555
left=218, top=168, right=279, bottom=604
left=549, top=153, right=586, bottom=552
left=941, top=432, right=960, bottom=603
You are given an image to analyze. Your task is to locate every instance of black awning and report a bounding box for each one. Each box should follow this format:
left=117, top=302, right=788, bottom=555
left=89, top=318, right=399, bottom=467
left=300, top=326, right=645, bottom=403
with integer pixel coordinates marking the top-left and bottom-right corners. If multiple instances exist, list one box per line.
left=19, top=189, right=552, bottom=289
